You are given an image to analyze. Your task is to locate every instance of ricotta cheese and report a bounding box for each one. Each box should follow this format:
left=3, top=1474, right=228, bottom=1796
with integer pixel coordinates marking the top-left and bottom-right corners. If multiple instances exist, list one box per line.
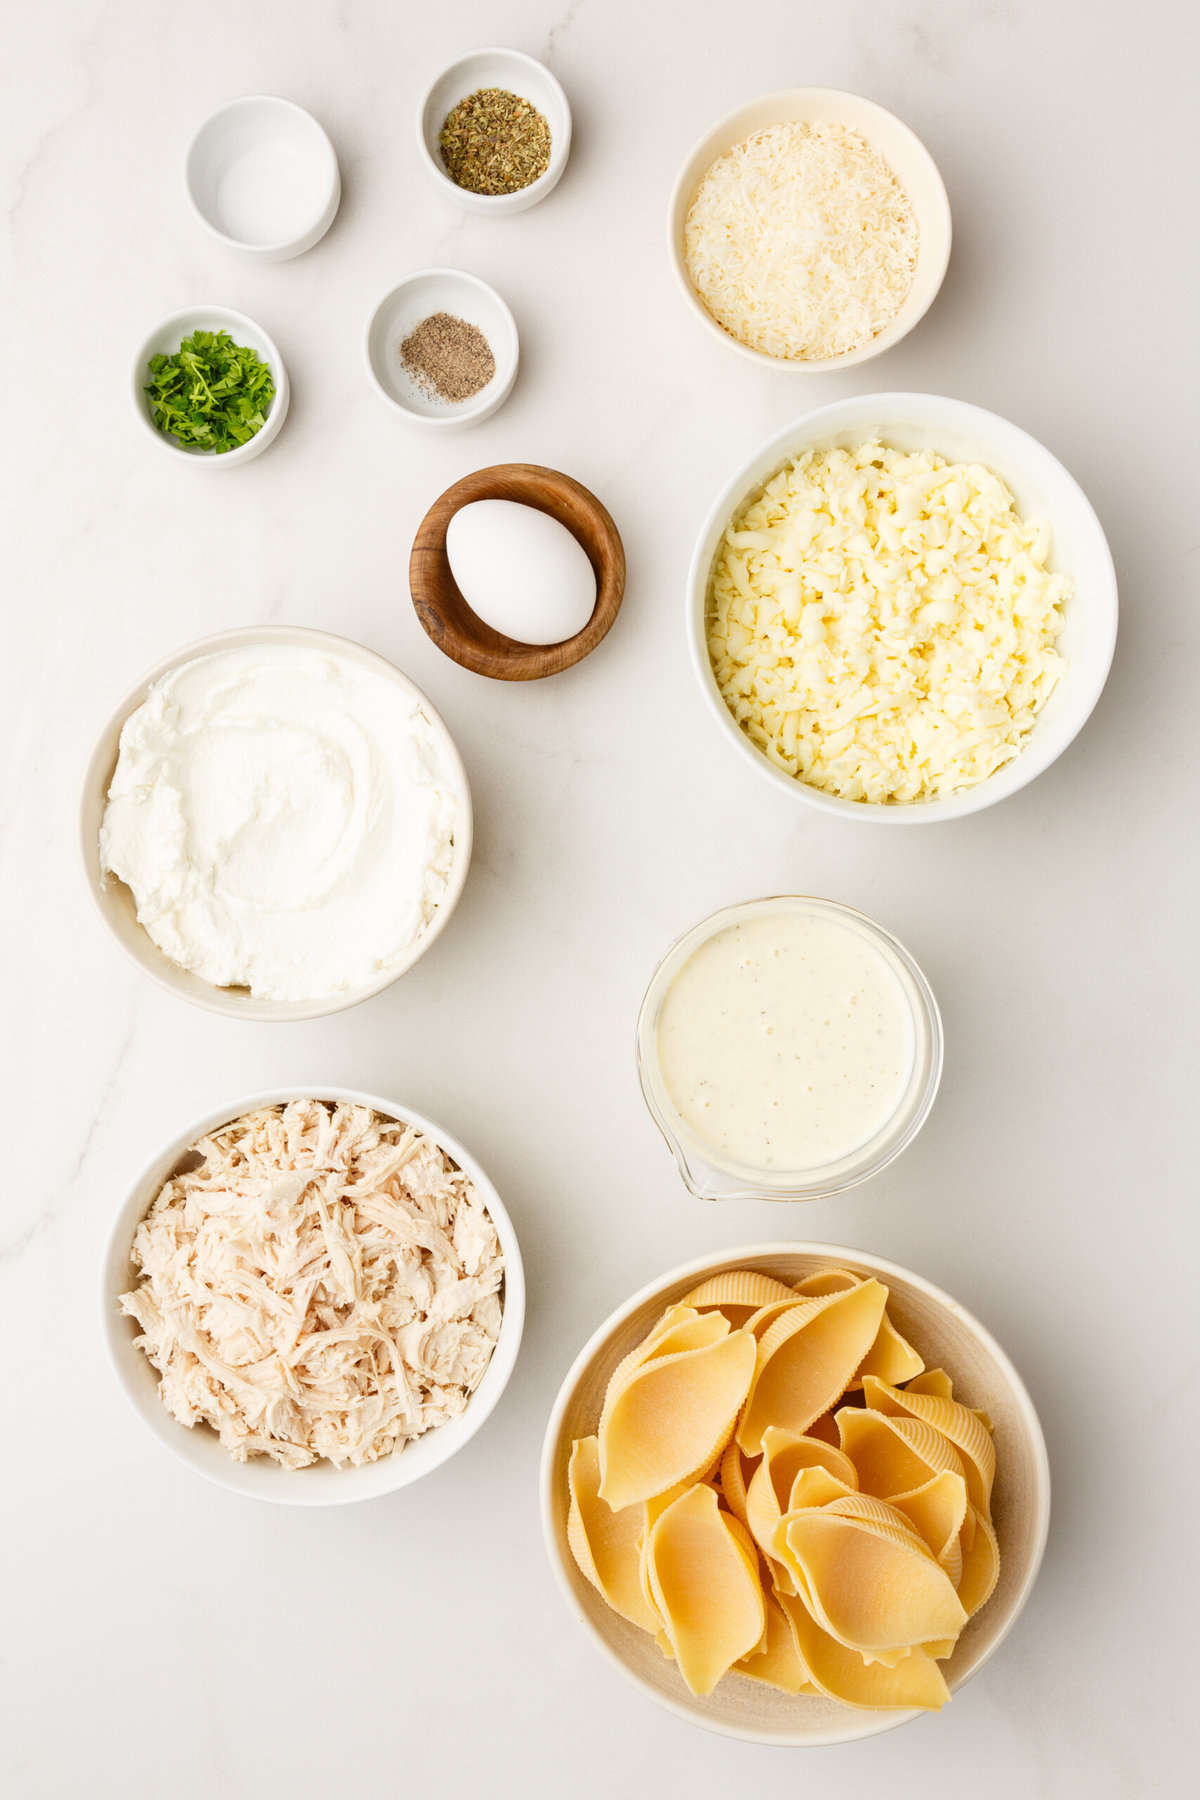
left=683, top=123, right=918, bottom=361
left=100, top=643, right=460, bottom=1001
left=707, top=442, right=1069, bottom=803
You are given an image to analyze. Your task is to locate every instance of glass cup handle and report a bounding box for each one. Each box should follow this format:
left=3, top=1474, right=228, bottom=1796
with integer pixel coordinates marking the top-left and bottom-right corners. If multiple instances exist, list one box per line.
left=659, top=1125, right=768, bottom=1204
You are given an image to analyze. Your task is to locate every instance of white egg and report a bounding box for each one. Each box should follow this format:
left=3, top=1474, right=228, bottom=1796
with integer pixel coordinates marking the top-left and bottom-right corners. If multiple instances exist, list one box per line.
left=445, top=499, right=597, bottom=646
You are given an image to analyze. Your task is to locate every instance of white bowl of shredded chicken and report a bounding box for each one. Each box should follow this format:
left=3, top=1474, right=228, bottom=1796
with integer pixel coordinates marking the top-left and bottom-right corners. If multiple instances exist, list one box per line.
left=668, top=89, right=951, bottom=371
left=689, top=393, right=1118, bottom=821
left=103, top=1090, right=524, bottom=1504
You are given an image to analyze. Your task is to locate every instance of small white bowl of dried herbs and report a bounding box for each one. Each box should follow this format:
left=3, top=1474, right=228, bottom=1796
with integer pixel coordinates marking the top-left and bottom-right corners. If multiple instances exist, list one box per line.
left=132, top=305, right=289, bottom=465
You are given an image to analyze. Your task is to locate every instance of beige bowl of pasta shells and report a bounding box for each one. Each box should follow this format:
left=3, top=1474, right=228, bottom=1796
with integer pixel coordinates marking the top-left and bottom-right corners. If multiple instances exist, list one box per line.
left=540, top=1243, right=1049, bottom=1746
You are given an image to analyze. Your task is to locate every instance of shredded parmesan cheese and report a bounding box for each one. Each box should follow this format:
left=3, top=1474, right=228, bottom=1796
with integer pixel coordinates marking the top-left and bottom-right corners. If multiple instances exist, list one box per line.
left=707, top=442, right=1069, bottom=804
left=683, top=122, right=918, bottom=361
left=120, top=1100, right=504, bottom=1469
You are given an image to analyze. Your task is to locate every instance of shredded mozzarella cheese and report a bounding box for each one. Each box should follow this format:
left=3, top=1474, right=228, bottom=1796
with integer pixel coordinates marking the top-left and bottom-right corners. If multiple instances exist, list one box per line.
left=707, top=442, right=1069, bottom=804
left=683, top=123, right=918, bottom=361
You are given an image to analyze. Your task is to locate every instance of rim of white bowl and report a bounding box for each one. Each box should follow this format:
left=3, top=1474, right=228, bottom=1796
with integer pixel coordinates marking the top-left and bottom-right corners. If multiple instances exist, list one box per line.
left=415, top=47, right=572, bottom=210
left=184, top=94, right=340, bottom=257
left=363, top=269, right=520, bottom=427
left=688, top=392, right=1119, bottom=822
left=667, top=88, right=952, bottom=373
left=80, top=625, right=473, bottom=1019
left=131, top=305, right=290, bottom=465
left=540, top=1240, right=1051, bottom=1745
left=103, top=1086, right=525, bottom=1506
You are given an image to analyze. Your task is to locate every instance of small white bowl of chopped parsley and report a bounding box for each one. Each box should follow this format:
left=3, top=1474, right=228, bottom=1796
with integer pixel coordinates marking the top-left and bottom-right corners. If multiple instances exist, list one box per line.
left=132, top=305, right=289, bottom=464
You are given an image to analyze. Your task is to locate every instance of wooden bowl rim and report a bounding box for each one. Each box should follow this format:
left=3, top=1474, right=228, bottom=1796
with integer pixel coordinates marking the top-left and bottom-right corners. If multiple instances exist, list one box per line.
left=409, top=462, right=626, bottom=681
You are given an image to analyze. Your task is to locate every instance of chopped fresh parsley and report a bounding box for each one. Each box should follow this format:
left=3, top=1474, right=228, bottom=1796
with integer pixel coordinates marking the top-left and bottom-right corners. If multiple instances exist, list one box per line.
left=145, top=329, right=275, bottom=454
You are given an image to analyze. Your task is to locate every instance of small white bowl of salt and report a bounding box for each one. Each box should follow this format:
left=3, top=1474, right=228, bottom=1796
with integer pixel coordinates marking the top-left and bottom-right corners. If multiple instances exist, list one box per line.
left=186, top=95, right=341, bottom=262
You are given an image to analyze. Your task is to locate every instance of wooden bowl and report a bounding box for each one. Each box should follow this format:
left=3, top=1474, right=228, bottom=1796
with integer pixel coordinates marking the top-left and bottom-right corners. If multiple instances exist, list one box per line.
left=409, top=463, right=625, bottom=680
left=540, top=1242, right=1051, bottom=1746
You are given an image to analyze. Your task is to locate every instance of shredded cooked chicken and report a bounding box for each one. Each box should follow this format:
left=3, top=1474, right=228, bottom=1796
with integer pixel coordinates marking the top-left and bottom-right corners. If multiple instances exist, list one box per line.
left=120, top=1099, right=505, bottom=1469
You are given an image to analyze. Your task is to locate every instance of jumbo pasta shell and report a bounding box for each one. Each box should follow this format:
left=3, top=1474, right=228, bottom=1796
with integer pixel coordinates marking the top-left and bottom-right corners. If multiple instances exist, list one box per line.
left=887, top=1470, right=970, bottom=1582
left=778, top=1511, right=967, bottom=1657
left=598, top=1330, right=756, bottom=1511
left=794, top=1271, right=923, bottom=1388
left=746, top=1457, right=820, bottom=1581
left=837, top=1407, right=965, bottom=1498
left=957, top=1506, right=1001, bottom=1616
left=793, top=1268, right=862, bottom=1296
left=862, top=1376, right=996, bottom=1513
left=681, top=1269, right=798, bottom=1325
left=905, top=1367, right=953, bottom=1400
left=734, top=1591, right=814, bottom=1694
left=786, top=1466, right=860, bottom=1513
left=850, top=1310, right=926, bottom=1389
left=806, top=1410, right=841, bottom=1446
left=645, top=1485, right=767, bottom=1696
left=718, top=1437, right=753, bottom=1526
left=765, top=1426, right=859, bottom=1498
left=600, top=1306, right=729, bottom=1431
left=776, top=1591, right=951, bottom=1712
left=743, top=1297, right=810, bottom=1339
left=767, top=1482, right=927, bottom=1640
left=821, top=1492, right=935, bottom=1553
left=737, top=1280, right=888, bottom=1456
left=746, top=1428, right=858, bottom=1563
left=900, top=1367, right=994, bottom=1429
left=566, top=1436, right=661, bottom=1634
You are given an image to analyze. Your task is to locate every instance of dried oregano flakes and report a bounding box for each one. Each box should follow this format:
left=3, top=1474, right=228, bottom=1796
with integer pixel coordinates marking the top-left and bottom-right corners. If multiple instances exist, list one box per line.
left=438, top=87, right=552, bottom=196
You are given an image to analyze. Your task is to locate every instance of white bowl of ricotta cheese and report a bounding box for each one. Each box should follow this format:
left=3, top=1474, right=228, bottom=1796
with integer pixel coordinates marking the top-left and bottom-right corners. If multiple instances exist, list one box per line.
left=81, top=626, right=472, bottom=1019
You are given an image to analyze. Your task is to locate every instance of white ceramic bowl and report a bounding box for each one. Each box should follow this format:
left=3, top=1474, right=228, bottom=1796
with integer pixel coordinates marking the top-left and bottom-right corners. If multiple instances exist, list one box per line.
left=636, top=896, right=943, bottom=1201
left=185, top=95, right=340, bottom=260
left=132, top=305, right=289, bottom=466
left=417, top=47, right=571, bottom=214
left=690, top=392, right=1118, bottom=822
left=365, top=269, right=519, bottom=427
left=541, top=1242, right=1050, bottom=1746
left=668, top=88, right=951, bottom=372
left=103, top=1087, right=524, bottom=1506
left=80, top=625, right=473, bottom=1019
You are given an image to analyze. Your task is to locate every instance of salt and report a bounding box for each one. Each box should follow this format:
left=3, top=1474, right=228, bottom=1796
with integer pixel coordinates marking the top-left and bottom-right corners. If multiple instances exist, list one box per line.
left=214, top=140, right=327, bottom=245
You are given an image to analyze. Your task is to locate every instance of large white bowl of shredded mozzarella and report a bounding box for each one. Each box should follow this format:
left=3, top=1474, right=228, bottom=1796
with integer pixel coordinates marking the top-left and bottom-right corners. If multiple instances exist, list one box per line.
left=690, top=393, right=1117, bottom=821
left=102, top=1089, right=524, bottom=1505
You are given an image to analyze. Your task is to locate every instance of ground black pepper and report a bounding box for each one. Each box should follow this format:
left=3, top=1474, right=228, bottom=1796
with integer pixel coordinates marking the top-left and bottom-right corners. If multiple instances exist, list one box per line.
left=399, top=313, right=496, bottom=405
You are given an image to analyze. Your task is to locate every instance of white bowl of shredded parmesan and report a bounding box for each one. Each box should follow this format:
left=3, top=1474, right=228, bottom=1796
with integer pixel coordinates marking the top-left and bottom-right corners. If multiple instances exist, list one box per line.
left=103, top=1090, right=524, bottom=1504
left=689, top=393, right=1117, bottom=820
left=669, top=89, right=951, bottom=370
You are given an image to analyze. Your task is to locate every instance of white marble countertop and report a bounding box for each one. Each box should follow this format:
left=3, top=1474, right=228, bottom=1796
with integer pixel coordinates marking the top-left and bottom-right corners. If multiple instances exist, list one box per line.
left=3, top=1, right=1195, bottom=1794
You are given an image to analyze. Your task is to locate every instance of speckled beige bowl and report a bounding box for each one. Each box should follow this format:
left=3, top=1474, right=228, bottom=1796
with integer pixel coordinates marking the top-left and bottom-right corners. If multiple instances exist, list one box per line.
left=541, top=1243, right=1050, bottom=1746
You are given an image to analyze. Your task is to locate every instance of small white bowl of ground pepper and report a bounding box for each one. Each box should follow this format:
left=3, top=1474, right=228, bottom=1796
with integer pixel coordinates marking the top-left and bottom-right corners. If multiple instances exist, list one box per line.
left=364, top=269, right=519, bottom=427
left=417, top=47, right=571, bottom=213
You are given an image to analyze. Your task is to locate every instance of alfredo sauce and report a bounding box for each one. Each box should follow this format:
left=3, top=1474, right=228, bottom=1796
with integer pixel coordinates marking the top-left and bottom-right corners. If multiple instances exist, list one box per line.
left=656, top=902, right=918, bottom=1175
